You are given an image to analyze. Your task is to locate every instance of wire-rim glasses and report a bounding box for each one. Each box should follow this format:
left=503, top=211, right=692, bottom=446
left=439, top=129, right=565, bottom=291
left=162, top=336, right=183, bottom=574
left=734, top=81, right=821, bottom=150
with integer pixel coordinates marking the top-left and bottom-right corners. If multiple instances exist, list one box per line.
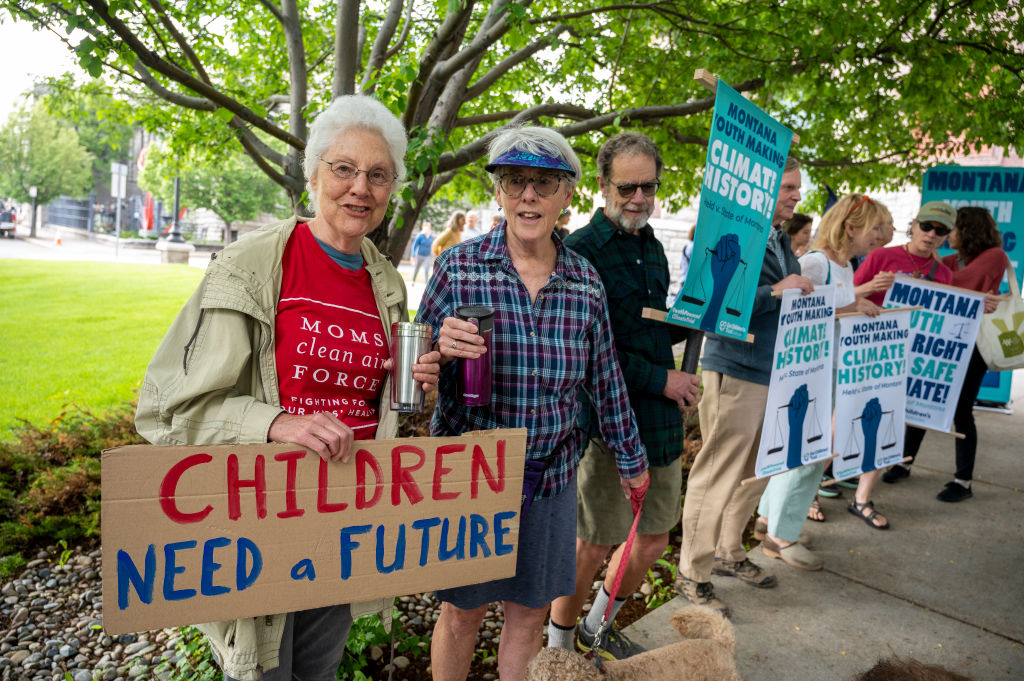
left=320, top=157, right=397, bottom=187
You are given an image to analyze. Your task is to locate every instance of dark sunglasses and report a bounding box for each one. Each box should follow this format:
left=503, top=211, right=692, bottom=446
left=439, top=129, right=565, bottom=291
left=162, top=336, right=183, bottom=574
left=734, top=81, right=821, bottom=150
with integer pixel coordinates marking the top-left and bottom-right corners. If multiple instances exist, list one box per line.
left=610, top=180, right=660, bottom=198
left=918, top=221, right=952, bottom=237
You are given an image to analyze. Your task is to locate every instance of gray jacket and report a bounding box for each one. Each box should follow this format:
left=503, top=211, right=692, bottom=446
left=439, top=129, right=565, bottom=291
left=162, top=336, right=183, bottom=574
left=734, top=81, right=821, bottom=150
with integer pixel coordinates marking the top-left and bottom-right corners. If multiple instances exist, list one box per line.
left=136, top=217, right=407, bottom=680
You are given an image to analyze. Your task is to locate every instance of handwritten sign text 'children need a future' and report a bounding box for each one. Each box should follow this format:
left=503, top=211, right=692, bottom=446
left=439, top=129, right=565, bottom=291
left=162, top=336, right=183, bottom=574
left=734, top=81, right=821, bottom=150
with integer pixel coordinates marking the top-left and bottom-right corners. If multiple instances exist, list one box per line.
left=101, top=430, right=526, bottom=634
left=882, top=276, right=985, bottom=432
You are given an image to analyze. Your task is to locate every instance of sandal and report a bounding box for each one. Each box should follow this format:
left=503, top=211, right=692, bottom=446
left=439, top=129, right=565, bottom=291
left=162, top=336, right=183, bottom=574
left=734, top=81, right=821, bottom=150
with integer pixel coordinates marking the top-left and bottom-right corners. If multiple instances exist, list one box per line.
left=806, top=496, right=825, bottom=523
left=847, top=499, right=889, bottom=530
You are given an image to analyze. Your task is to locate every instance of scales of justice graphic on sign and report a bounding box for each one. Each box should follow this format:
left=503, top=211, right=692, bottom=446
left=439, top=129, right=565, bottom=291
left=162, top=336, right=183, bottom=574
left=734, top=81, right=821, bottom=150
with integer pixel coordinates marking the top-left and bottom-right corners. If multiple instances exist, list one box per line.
left=665, top=73, right=796, bottom=342
left=832, top=310, right=913, bottom=480
left=753, top=286, right=836, bottom=479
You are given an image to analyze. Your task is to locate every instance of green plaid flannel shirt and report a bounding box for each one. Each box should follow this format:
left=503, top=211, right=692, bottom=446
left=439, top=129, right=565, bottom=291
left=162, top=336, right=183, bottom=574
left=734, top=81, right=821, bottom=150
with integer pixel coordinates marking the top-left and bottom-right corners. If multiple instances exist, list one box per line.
left=564, top=209, right=691, bottom=466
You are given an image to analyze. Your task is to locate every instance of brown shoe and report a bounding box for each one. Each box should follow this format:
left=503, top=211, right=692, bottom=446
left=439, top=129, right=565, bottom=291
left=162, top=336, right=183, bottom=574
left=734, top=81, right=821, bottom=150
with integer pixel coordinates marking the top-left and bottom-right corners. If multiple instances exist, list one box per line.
left=761, top=536, right=824, bottom=571
left=674, top=575, right=730, bottom=617
left=711, top=557, right=777, bottom=588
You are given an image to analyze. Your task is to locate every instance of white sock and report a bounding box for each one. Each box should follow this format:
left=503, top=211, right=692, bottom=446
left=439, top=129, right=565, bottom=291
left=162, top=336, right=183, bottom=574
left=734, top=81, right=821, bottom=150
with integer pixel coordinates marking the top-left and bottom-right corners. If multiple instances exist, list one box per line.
left=583, top=586, right=625, bottom=634
left=954, top=478, right=971, bottom=489
left=546, top=620, right=575, bottom=649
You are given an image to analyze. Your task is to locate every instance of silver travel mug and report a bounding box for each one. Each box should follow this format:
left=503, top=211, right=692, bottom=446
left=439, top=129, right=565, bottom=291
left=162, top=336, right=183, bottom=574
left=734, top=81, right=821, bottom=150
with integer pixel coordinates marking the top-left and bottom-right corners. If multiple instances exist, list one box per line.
left=389, top=322, right=433, bottom=412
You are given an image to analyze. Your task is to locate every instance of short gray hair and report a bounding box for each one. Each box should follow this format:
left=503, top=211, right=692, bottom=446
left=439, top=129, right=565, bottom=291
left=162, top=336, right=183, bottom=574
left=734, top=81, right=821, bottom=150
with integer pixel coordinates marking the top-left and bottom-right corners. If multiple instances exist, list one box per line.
left=486, top=125, right=581, bottom=186
left=302, top=95, right=408, bottom=211
left=783, top=156, right=801, bottom=174
left=597, top=132, right=663, bottom=180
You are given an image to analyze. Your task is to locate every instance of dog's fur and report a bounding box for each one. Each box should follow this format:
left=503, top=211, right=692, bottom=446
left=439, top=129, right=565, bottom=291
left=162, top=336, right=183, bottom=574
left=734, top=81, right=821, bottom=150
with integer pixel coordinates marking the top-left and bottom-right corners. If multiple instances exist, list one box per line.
left=526, top=606, right=740, bottom=681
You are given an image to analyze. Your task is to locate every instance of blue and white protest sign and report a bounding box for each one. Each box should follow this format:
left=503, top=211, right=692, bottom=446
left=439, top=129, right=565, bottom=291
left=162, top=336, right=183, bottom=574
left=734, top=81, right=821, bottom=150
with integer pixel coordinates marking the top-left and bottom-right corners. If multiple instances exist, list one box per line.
left=667, top=80, right=795, bottom=341
left=832, top=311, right=912, bottom=480
left=882, top=276, right=985, bottom=432
left=923, top=165, right=1024, bottom=404
left=754, top=286, right=835, bottom=478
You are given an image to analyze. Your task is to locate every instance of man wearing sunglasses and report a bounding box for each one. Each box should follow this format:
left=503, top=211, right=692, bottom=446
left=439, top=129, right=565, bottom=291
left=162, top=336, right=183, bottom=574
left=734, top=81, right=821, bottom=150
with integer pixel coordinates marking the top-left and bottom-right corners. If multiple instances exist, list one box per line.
left=547, top=132, right=700, bottom=660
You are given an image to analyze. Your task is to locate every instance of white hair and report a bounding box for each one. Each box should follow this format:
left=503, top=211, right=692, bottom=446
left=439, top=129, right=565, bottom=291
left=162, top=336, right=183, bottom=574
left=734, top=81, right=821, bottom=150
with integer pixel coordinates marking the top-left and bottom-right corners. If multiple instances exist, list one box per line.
left=486, top=125, right=581, bottom=186
left=302, top=95, right=408, bottom=212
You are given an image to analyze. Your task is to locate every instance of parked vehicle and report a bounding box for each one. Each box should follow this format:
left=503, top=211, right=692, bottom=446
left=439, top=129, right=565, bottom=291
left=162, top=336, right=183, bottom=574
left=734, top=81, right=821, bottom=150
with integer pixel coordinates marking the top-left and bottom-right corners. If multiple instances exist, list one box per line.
left=0, top=206, right=16, bottom=238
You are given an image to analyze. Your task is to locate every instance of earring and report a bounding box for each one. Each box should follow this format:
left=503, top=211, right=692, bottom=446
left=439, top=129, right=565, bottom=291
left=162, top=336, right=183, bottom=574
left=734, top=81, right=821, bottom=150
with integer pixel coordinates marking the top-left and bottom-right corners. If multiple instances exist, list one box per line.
left=560, top=208, right=569, bottom=217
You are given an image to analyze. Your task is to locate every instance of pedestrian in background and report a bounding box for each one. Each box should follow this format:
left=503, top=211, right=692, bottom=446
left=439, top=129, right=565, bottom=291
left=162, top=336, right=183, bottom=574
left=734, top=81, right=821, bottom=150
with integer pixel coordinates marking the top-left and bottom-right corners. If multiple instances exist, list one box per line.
left=433, top=211, right=465, bottom=256
left=410, top=221, right=435, bottom=282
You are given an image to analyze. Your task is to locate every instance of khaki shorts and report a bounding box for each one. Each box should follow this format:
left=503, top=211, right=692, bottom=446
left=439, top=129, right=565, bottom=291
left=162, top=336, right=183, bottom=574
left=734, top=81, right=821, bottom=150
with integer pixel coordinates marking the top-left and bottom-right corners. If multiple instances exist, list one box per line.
left=577, top=438, right=682, bottom=545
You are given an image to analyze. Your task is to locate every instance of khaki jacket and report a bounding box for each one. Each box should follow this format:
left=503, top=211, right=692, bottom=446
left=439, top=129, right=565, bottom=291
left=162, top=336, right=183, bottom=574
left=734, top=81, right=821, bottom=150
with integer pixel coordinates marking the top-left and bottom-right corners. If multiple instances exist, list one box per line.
left=136, top=217, right=407, bottom=680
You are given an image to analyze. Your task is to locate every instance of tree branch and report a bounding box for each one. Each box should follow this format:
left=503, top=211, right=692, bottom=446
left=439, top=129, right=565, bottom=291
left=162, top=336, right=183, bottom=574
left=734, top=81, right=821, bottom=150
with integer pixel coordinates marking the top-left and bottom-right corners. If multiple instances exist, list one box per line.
left=281, top=0, right=308, bottom=143
left=463, top=24, right=568, bottom=101
left=402, top=0, right=481, bottom=128
left=81, top=0, right=304, bottom=149
left=255, top=0, right=285, bottom=24
left=383, top=0, right=414, bottom=61
left=145, top=0, right=212, bottom=84
left=360, top=0, right=404, bottom=93
left=333, top=0, right=361, bottom=98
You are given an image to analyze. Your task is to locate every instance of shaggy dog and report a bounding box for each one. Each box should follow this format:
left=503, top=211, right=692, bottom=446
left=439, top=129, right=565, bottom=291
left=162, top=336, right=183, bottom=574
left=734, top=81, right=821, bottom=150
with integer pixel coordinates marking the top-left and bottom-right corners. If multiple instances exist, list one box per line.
left=526, top=606, right=740, bottom=681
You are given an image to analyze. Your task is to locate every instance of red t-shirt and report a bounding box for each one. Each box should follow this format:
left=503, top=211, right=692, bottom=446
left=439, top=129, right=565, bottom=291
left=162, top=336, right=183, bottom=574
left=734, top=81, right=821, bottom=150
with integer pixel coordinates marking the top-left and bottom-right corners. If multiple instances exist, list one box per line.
left=942, top=247, right=1008, bottom=294
left=854, top=245, right=953, bottom=305
left=275, top=224, right=390, bottom=438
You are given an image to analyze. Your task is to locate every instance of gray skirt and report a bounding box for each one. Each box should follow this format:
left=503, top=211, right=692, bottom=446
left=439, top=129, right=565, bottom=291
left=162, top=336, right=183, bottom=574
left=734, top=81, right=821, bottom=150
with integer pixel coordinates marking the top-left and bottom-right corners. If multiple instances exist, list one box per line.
left=435, top=474, right=577, bottom=609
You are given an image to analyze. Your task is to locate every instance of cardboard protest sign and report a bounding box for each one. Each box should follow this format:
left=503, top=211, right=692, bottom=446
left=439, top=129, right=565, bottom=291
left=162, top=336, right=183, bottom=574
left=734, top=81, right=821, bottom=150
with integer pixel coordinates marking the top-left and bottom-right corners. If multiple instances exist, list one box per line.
left=882, top=276, right=985, bottom=432
left=832, top=311, right=912, bottom=480
left=667, top=80, right=795, bottom=340
left=923, top=165, right=1024, bottom=404
left=754, top=286, right=835, bottom=478
left=101, top=430, right=526, bottom=634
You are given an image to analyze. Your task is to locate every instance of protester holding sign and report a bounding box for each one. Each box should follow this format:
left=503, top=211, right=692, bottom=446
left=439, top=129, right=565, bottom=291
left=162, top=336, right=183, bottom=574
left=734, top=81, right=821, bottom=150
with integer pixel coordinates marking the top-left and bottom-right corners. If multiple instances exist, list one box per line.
left=885, top=207, right=1006, bottom=501
left=756, top=193, right=888, bottom=565
left=135, top=95, right=442, bottom=681
left=675, top=157, right=813, bottom=616
left=854, top=201, right=955, bottom=305
left=416, top=125, right=649, bottom=681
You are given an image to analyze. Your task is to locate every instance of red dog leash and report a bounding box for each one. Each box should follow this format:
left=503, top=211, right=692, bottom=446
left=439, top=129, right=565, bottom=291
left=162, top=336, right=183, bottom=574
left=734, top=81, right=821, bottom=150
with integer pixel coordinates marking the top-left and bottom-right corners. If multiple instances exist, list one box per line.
left=589, top=478, right=648, bottom=669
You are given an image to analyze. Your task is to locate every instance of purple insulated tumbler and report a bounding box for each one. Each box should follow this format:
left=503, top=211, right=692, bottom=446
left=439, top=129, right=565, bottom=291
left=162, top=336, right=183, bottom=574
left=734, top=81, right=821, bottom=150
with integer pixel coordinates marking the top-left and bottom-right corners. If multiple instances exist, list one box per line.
left=456, top=305, right=494, bottom=406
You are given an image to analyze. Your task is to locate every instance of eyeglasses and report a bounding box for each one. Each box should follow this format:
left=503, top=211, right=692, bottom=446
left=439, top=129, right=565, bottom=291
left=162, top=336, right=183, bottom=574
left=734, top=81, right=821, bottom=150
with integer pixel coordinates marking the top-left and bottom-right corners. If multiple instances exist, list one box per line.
left=918, top=221, right=952, bottom=237
left=320, top=158, right=397, bottom=187
left=844, top=194, right=873, bottom=222
left=498, top=173, right=565, bottom=198
left=610, top=181, right=660, bottom=198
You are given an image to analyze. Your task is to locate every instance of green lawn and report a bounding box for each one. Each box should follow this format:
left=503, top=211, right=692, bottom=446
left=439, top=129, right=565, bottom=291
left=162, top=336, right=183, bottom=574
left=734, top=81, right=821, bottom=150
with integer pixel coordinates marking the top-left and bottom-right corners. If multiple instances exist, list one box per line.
left=0, top=260, right=205, bottom=438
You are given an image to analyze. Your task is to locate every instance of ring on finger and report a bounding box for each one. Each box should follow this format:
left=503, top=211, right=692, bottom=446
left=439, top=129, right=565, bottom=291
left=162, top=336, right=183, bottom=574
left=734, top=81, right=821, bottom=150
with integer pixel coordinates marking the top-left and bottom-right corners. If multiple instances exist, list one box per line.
left=452, top=340, right=457, bottom=350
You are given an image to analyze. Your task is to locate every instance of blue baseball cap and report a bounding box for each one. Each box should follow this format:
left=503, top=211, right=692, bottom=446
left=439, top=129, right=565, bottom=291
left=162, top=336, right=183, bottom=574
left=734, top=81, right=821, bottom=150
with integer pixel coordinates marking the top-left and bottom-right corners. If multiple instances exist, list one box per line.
left=484, top=148, right=576, bottom=176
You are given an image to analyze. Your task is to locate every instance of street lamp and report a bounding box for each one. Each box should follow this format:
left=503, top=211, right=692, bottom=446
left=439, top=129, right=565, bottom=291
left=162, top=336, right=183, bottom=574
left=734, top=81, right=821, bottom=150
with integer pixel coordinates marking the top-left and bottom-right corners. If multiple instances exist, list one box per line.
left=28, top=186, right=37, bottom=239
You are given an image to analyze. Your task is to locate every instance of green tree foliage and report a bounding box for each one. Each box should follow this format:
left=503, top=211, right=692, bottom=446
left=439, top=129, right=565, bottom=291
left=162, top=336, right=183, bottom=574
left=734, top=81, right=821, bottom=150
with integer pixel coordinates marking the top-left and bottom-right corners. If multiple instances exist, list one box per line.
left=40, top=77, right=136, bottom=189
left=139, top=144, right=287, bottom=241
left=0, top=102, right=94, bottom=205
left=6, top=0, right=1022, bottom=260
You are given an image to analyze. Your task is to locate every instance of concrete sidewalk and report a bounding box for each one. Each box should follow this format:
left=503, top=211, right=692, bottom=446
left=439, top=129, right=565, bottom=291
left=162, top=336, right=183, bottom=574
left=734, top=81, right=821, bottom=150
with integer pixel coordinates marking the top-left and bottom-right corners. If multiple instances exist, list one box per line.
left=625, top=379, right=1024, bottom=680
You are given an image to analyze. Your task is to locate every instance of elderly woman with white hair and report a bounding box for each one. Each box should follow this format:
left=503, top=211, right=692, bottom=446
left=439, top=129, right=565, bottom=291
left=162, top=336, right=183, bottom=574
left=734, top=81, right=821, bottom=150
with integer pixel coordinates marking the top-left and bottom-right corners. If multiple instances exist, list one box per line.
left=415, top=125, right=649, bottom=681
left=135, top=95, right=440, bottom=681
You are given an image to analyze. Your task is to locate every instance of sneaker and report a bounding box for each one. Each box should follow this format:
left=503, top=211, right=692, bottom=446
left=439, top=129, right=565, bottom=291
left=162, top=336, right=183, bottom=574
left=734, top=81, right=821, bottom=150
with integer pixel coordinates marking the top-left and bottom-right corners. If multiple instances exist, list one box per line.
left=881, top=464, right=911, bottom=484
left=836, top=475, right=860, bottom=489
left=937, top=481, right=973, bottom=502
left=711, top=557, right=778, bottom=588
left=674, top=576, right=730, bottom=617
left=818, top=475, right=842, bottom=498
left=576, top=622, right=646, bottom=660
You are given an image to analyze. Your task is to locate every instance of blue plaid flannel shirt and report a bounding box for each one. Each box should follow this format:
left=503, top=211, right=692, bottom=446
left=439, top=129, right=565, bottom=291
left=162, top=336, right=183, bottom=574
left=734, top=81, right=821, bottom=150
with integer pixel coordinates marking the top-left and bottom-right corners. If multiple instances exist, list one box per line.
left=415, top=224, right=648, bottom=498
